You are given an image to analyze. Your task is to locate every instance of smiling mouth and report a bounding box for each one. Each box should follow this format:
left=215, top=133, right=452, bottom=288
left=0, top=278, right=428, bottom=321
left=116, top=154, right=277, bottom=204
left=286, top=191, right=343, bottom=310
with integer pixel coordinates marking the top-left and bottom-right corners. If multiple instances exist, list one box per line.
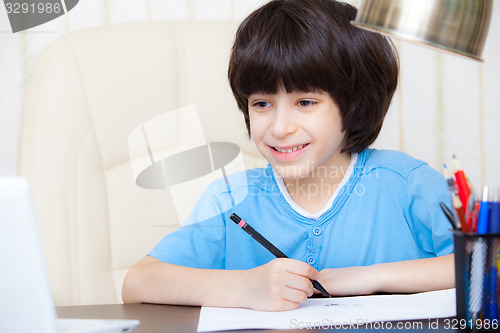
left=272, top=144, right=309, bottom=153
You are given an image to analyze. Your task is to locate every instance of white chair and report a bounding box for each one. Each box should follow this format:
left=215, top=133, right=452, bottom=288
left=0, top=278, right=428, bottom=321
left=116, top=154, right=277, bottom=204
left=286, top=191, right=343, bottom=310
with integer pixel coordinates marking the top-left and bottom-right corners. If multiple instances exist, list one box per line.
left=18, top=21, right=266, bottom=306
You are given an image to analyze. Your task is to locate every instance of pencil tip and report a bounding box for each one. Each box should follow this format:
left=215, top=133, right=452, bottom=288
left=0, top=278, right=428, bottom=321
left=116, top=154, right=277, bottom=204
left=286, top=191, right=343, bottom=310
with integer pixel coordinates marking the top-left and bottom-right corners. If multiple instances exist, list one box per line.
left=452, top=155, right=462, bottom=170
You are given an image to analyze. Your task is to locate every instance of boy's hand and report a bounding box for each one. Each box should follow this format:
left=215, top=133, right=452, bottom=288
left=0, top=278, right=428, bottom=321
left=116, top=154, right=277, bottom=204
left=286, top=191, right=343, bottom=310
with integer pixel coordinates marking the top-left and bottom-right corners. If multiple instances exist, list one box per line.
left=318, top=266, right=378, bottom=296
left=240, top=258, right=318, bottom=311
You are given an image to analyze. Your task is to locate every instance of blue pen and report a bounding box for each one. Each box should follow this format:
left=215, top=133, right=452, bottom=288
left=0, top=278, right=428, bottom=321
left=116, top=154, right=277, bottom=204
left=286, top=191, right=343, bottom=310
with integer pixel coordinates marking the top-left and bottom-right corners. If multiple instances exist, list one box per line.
left=484, top=245, right=496, bottom=320
left=477, top=186, right=490, bottom=235
left=488, top=265, right=498, bottom=320
left=489, top=187, right=500, bottom=233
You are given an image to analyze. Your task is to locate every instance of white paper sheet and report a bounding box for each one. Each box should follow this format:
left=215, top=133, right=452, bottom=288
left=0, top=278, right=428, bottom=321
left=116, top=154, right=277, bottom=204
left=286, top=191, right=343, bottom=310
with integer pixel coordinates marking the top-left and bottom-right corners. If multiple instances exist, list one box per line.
left=197, top=288, right=456, bottom=332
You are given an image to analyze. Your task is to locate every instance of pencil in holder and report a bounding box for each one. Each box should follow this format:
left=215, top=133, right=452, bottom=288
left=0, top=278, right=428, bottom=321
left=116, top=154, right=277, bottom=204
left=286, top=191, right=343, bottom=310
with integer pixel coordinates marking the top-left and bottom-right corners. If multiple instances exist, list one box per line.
left=453, top=230, right=500, bottom=331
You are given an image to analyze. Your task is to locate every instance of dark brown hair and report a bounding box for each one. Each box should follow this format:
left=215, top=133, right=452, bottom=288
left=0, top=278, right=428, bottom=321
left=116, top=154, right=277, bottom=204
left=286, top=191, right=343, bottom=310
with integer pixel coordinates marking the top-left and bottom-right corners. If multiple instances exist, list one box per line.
left=228, top=0, right=399, bottom=153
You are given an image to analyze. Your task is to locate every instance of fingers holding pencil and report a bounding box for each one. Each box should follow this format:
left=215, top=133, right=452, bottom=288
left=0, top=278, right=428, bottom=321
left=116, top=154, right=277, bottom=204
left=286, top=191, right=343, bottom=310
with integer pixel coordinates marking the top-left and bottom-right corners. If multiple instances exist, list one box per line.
left=230, top=213, right=332, bottom=297
left=242, top=258, right=318, bottom=311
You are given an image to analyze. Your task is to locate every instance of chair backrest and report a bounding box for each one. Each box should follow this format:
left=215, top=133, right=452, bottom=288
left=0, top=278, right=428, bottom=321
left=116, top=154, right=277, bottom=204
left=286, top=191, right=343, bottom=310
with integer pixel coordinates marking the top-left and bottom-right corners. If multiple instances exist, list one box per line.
left=18, top=21, right=266, bottom=306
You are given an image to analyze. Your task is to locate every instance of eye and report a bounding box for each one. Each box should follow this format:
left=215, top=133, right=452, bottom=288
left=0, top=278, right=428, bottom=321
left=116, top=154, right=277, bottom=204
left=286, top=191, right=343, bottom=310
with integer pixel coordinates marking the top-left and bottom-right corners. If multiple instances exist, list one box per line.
left=252, top=101, right=271, bottom=109
left=298, top=100, right=317, bottom=107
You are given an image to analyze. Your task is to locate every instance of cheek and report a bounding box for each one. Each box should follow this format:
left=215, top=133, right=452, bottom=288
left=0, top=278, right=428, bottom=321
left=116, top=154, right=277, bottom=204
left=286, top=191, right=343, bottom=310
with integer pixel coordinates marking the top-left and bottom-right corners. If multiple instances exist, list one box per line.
left=249, top=121, right=257, bottom=138
left=249, top=115, right=264, bottom=139
left=332, top=125, right=346, bottom=145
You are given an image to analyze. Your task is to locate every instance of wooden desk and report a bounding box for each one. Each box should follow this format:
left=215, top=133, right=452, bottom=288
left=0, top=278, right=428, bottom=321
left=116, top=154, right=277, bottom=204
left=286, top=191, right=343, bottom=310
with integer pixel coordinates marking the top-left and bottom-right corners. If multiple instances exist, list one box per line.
left=56, top=303, right=200, bottom=333
left=57, top=303, right=458, bottom=332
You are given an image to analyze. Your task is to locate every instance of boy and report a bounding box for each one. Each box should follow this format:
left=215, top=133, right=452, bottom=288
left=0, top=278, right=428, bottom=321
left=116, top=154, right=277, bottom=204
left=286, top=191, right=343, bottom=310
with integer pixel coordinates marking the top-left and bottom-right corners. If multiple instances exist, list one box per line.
left=122, top=0, right=454, bottom=311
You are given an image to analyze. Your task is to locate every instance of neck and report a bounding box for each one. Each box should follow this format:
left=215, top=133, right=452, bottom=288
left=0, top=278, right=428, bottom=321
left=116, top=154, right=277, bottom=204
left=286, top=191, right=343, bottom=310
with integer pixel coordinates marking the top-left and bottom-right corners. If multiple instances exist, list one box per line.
left=283, top=153, right=351, bottom=214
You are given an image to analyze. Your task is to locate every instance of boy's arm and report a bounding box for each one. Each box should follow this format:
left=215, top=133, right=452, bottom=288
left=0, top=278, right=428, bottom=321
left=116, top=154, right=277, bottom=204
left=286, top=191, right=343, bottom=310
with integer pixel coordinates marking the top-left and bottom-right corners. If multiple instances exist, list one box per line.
left=318, top=254, right=455, bottom=296
left=122, top=256, right=319, bottom=311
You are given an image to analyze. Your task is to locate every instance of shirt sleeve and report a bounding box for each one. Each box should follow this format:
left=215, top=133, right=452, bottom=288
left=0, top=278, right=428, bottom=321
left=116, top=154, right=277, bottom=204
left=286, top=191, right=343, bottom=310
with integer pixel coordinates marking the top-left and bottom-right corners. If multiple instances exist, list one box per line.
left=147, top=180, right=228, bottom=269
left=406, top=164, right=455, bottom=257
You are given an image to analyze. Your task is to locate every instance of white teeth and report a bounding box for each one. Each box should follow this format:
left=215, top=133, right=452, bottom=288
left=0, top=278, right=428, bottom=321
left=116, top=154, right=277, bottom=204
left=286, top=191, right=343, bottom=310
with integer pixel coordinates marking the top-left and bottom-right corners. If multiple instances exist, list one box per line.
left=275, top=144, right=305, bottom=153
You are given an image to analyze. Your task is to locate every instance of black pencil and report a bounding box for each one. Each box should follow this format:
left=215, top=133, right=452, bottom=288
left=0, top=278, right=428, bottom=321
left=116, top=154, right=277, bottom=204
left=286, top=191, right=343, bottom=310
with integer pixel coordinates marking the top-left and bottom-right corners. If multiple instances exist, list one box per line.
left=439, top=202, right=459, bottom=230
left=230, top=213, right=332, bottom=298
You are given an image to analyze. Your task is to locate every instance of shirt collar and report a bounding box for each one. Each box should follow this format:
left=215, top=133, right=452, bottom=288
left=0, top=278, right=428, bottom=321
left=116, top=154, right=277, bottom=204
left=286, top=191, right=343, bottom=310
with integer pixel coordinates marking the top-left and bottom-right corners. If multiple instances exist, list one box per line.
left=271, top=153, right=358, bottom=219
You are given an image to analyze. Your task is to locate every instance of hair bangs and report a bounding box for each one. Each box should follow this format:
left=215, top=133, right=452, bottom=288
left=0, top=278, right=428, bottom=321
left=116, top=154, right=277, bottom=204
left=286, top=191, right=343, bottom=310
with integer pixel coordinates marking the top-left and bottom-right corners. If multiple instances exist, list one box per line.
left=236, top=11, right=331, bottom=99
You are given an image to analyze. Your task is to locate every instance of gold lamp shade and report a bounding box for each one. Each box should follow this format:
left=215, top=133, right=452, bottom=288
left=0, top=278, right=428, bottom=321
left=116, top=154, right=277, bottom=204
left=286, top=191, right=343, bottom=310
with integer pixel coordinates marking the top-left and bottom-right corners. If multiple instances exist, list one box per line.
left=352, top=0, right=493, bottom=61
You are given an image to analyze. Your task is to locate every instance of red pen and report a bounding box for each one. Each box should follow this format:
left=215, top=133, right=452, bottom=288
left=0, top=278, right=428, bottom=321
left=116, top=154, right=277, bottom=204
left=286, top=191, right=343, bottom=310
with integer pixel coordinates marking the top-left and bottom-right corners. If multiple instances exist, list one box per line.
left=470, top=201, right=480, bottom=233
left=452, top=155, right=470, bottom=211
left=443, top=164, right=467, bottom=231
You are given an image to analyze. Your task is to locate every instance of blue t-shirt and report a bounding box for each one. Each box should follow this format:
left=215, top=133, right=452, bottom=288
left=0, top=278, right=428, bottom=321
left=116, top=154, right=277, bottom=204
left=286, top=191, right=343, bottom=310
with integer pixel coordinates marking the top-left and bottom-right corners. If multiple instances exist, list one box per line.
left=148, top=148, right=454, bottom=270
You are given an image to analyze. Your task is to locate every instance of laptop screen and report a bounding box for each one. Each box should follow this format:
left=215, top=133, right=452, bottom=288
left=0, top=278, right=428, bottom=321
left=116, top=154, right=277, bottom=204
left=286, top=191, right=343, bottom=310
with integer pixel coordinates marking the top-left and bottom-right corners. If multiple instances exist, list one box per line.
left=0, top=177, right=59, bottom=333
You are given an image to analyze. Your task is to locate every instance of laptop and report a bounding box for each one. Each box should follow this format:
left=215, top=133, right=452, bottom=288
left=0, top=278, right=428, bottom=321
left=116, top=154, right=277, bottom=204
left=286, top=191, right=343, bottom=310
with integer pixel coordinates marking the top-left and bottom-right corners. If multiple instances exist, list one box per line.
left=0, top=177, right=139, bottom=333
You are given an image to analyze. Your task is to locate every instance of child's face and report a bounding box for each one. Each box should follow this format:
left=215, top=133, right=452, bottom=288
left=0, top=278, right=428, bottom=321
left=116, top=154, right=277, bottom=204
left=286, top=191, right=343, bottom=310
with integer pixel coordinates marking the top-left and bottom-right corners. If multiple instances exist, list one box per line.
left=248, top=89, right=348, bottom=180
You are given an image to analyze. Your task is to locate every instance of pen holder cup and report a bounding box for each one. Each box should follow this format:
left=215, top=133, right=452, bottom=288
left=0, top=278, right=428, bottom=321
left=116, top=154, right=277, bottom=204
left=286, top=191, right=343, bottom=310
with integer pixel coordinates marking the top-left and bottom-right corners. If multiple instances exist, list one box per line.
left=453, top=230, right=500, bottom=331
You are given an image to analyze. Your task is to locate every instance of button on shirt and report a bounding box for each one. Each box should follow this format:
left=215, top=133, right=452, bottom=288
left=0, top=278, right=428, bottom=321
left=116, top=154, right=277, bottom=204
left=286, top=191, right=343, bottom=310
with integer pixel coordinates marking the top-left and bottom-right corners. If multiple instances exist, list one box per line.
left=307, top=256, right=316, bottom=265
left=312, top=227, right=322, bottom=236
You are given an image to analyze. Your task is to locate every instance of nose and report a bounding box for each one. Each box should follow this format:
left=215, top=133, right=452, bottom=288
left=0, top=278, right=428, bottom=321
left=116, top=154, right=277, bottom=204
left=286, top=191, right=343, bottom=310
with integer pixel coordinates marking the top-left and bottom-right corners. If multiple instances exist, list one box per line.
left=270, top=106, right=297, bottom=138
